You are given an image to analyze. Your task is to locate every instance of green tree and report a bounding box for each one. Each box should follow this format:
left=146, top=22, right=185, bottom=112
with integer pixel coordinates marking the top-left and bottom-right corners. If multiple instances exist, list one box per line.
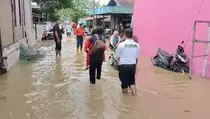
left=56, top=0, right=101, bottom=22
left=32, top=0, right=73, bottom=21
left=32, top=0, right=73, bottom=9
left=56, top=8, right=86, bottom=22
left=33, top=0, right=102, bottom=22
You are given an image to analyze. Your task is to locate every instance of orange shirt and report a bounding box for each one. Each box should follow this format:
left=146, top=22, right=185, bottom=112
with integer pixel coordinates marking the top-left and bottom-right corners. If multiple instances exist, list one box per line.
left=75, top=27, right=85, bottom=36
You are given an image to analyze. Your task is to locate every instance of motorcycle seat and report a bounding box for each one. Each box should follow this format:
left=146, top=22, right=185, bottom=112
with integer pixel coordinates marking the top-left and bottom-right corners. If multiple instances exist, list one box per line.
left=158, top=48, right=173, bottom=58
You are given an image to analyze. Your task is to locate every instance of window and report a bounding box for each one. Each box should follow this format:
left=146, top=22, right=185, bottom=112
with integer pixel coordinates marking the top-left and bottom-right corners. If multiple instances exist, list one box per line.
left=22, top=0, right=26, bottom=37
left=18, top=0, right=21, bottom=25
left=22, top=0, right=25, bottom=25
left=11, top=0, right=17, bottom=26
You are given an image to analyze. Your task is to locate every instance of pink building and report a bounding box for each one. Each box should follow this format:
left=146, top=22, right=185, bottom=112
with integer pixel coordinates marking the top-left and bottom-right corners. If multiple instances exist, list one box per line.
left=133, top=0, right=210, bottom=78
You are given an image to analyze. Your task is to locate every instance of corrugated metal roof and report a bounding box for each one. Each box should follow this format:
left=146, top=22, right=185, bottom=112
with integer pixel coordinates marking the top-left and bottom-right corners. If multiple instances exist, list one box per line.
left=88, top=6, right=133, bottom=15
left=88, top=0, right=133, bottom=15
left=81, top=16, right=111, bottom=21
left=115, top=0, right=134, bottom=6
left=107, top=0, right=134, bottom=7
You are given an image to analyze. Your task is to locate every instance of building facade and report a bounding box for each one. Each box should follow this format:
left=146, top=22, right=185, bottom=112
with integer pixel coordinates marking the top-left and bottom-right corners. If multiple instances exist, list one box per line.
left=0, top=0, right=35, bottom=71
left=88, top=0, right=133, bottom=30
left=133, top=0, right=210, bottom=78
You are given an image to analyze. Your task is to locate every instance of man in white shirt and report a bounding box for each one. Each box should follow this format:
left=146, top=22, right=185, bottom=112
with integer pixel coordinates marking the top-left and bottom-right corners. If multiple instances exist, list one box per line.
left=66, top=23, right=72, bottom=37
left=116, top=28, right=140, bottom=95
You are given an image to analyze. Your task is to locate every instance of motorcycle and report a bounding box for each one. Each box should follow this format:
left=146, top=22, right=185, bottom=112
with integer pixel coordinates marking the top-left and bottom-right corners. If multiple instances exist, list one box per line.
left=151, top=41, right=189, bottom=73
left=85, top=30, right=91, bottom=36
left=41, top=29, right=53, bottom=40
left=108, top=37, right=138, bottom=70
left=109, top=46, right=119, bottom=70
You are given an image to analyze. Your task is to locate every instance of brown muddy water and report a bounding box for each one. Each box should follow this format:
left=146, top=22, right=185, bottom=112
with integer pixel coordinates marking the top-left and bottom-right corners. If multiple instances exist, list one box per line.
left=0, top=37, right=210, bottom=119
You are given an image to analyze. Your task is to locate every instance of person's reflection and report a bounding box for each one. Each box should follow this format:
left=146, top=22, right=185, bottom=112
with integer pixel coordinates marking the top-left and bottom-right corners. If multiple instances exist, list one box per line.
left=54, top=57, right=64, bottom=81
left=85, top=84, right=105, bottom=119
left=55, top=57, right=61, bottom=70
left=50, top=57, right=71, bottom=117
left=116, top=95, right=140, bottom=119
left=74, top=52, right=85, bottom=71
left=56, top=57, right=61, bottom=64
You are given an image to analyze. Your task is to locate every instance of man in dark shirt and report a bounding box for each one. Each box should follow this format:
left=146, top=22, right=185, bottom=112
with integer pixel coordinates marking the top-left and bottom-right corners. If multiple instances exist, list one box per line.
left=53, top=20, right=62, bottom=56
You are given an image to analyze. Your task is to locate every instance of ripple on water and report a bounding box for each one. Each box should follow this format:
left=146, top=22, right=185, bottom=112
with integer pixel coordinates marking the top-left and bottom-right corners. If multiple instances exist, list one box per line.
left=0, top=95, right=6, bottom=101
left=2, top=39, right=210, bottom=119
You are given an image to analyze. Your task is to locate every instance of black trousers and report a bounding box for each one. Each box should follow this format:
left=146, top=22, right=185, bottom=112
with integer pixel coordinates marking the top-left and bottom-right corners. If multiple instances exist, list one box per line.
left=119, top=64, right=136, bottom=89
left=67, top=32, right=71, bottom=37
left=76, top=35, right=84, bottom=49
left=89, top=59, right=103, bottom=83
left=55, top=41, right=62, bottom=51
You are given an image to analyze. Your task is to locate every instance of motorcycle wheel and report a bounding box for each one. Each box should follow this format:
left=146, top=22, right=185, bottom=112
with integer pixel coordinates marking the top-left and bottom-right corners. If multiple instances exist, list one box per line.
left=173, top=63, right=189, bottom=73
left=113, top=65, right=119, bottom=70
left=42, top=36, right=47, bottom=40
left=109, top=57, right=114, bottom=66
left=151, top=58, right=158, bottom=66
left=172, top=63, right=179, bottom=72
left=181, top=66, right=189, bottom=73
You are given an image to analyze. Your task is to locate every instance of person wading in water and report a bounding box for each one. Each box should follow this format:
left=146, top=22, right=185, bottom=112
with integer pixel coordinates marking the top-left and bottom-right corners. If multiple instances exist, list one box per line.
left=89, top=27, right=107, bottom=84
left=75, top=23, right=85, bottom=51
left=116, top=28, right=140, bottom=95
left=66, top=23, right=72, bottom=38
left=84, top=29, right=97, bottom=70
left=53, top=20, right=63, bottom=56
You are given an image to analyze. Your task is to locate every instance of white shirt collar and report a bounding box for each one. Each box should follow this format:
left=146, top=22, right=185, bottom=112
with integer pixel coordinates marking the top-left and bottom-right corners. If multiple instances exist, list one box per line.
left=125, top=39, right=134, bottom=42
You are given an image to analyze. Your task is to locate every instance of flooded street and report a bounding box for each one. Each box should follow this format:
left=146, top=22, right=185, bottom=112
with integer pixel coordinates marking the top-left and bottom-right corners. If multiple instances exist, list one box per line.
left=0, top=37, right=210, bottom=119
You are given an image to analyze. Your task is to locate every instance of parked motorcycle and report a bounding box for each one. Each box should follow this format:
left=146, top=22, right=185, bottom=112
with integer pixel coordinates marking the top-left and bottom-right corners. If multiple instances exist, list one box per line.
left=41, top=29, right=53, bottom=40
left=151, top=41, right=189, bottom=73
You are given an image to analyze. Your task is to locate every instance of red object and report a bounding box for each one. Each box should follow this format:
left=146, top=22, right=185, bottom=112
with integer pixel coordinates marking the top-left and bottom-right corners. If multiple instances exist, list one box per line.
left=42, top=30, right=47, bottom=36
left=84, top=37, right=92, bottom=67
left=72, top=22, right=77, bottom=29
left=75, top=27, right=85, bottom=36
left=84, top=37, right=107, bottom=67
left=84, top=37, right=91, bottom=53
left=105, top=45, right=108, bottom=50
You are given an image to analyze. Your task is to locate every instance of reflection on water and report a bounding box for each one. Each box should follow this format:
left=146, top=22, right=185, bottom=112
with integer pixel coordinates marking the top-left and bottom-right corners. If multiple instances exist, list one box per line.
left=0, top=37, right=210, bottom=119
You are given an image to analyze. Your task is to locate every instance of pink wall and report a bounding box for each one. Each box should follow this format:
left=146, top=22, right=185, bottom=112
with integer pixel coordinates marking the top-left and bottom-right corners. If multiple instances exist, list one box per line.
left=133, top=0, right=210, bottom=77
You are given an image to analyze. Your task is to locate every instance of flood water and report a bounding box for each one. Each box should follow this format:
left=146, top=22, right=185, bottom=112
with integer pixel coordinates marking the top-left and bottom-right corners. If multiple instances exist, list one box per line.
left=0, top=37, right=210, bottom=119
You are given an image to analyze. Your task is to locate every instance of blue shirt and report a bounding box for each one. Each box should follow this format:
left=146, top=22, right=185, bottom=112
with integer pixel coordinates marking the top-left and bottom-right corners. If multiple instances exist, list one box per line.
left=113, top=36, right=119, bottom=45
left=116, top=39, right=140, bottom=65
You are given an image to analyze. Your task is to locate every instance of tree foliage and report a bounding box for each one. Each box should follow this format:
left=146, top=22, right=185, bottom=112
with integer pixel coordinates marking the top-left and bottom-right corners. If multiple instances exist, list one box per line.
left=56, top=0, right=101, bottom=22
left=32, top=0, right=72, bottom=9
left=33, top=0, right=101, bottom=22
left=56, top=8, right=87, bottom=23
left=32, top=0, right=73, bottom=21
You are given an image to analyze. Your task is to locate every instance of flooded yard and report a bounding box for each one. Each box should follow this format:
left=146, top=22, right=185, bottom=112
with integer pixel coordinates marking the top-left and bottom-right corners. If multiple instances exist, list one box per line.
left=0, top=37, right=210, bottom=119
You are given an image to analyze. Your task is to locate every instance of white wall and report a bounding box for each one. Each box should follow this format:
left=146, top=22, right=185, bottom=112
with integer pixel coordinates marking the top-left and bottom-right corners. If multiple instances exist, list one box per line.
left=2, top=0, right=36, bottom=70
left=23, top=0, right=36, bottom=47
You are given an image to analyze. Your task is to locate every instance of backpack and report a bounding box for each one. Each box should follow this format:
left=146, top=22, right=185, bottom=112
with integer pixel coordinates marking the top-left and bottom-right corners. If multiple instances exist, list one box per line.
left=91, top=35, right=106, bottom=53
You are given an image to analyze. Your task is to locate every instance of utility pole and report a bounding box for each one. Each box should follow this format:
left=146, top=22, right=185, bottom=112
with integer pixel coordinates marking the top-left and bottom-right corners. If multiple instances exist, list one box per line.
left=93, top=0, right=96, bottom=28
